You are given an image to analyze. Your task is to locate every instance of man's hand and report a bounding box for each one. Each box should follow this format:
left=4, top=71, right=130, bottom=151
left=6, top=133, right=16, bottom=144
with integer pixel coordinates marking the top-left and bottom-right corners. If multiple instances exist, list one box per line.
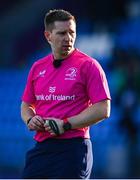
left=44, top=118, right=64, bottom=136
left=27, top=115, right=45, bottom=131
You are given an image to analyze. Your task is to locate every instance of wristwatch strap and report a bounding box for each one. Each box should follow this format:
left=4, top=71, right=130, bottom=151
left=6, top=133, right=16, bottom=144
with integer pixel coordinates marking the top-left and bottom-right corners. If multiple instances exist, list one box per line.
left=26, top=117, right=33, bottom=125
left=63, top=118, right=72, bottom=131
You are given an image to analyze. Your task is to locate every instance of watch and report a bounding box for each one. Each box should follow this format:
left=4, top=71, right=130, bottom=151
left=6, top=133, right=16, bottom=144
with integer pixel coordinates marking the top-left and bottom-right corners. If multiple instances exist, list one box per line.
left=63, top=121, right=72, bottom=131
left=63, top=118, right=72, bottom=131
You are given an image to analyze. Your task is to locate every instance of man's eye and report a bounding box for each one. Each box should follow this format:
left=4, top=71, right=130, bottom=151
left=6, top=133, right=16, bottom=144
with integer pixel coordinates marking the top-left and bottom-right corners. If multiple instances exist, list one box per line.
left=70, top=32, right=75, bottom=35
left=59, top=32, right=65, bottom=35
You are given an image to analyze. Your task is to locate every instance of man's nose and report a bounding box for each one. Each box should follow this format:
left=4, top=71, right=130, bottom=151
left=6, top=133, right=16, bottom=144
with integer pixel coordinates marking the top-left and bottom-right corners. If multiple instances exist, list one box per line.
left=64, top=33, right=71, bottom=41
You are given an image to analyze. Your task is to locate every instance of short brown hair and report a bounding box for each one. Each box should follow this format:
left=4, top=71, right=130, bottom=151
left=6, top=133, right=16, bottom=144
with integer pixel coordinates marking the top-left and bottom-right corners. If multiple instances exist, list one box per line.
left=44, top=9, right=76, bottom=31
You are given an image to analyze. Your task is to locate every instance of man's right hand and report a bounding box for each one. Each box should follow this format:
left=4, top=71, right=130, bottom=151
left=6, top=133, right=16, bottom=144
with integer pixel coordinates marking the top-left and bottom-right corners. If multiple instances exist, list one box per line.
left=27, top=115, right=45, bottom=131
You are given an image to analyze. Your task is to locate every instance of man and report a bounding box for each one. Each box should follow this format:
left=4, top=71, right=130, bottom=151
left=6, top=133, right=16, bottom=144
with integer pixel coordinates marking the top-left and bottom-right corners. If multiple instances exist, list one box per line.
left=21, top=9, right=111, bottom=179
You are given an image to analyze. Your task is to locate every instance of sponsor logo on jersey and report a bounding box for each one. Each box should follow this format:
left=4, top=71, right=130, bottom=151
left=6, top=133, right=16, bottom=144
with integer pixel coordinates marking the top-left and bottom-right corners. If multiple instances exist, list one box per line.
left=35, top=86, right=75, bottom=101
left=49, top=86, right=56, bottom=93
left=35, top=94, right=75, bottom=101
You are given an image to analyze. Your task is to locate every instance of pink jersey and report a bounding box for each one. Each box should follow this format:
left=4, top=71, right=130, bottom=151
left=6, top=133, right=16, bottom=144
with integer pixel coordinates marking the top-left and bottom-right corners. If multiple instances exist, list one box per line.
left=22, top=49, right=111, bottom=142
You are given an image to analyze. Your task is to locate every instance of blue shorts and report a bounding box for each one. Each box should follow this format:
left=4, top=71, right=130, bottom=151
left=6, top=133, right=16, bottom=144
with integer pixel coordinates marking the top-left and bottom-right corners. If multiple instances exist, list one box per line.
left=22, top=138, right=93, bottom=179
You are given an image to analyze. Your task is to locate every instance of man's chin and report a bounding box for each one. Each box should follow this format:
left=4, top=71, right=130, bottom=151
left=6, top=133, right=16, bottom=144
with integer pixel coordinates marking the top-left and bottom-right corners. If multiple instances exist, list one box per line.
left=62, top=47, right=74, bottom=54
left=61, top=50, right=70, bottom=56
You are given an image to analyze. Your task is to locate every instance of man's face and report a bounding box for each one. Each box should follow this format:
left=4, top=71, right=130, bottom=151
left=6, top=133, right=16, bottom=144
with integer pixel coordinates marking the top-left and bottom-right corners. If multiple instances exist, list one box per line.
left=45, top=19, right=76, bottom=59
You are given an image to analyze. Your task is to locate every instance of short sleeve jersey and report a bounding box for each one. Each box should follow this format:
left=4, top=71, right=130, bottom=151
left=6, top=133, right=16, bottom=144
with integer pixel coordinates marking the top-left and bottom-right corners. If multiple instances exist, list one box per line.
left=22, top=49, right=111, bottom=142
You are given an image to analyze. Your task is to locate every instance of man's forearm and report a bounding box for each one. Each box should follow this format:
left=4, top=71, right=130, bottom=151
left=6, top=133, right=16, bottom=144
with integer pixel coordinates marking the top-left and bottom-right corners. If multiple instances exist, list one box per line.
left=68, top=100, right=111, bottom=129
left=21, top=102, right=35, bottom=124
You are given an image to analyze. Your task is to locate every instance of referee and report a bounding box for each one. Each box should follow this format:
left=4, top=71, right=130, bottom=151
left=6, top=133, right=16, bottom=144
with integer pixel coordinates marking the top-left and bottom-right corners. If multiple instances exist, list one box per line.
left=21, top=9, right=111, bottom=179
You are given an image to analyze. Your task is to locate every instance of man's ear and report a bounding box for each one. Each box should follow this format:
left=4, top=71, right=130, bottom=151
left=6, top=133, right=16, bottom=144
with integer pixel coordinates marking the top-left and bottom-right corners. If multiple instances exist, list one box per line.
left=44, top=30, right=51, bottom=43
